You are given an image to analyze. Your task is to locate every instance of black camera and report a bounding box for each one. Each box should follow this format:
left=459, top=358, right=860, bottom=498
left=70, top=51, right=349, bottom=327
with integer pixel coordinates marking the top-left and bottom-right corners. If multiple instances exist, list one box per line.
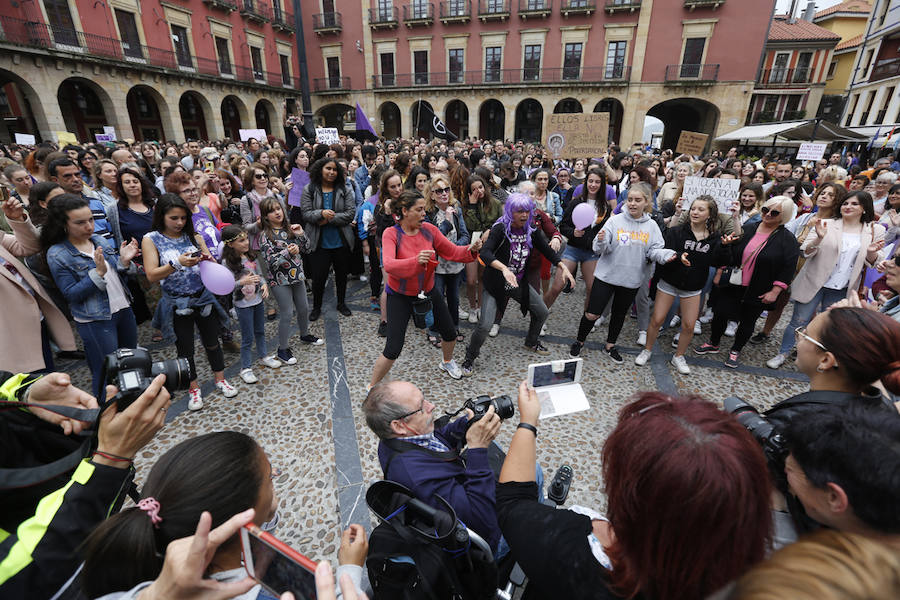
left=462, top=394, right=515, bottom=429
left=101, top=348, right=190, bottom=409
left=723, top=396, right=788, bottom=467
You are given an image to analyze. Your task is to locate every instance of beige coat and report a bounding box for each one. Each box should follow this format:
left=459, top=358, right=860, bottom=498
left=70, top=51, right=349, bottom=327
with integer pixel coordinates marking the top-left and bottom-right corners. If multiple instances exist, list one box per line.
left=0, top=215, right=76, bottom=373
left=791, top=219, right=885, bottom=304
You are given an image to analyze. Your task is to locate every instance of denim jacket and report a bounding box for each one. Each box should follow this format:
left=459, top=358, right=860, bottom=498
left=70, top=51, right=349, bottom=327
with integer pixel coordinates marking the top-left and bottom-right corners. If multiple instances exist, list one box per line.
left=46, top=235, right=131, bottom=321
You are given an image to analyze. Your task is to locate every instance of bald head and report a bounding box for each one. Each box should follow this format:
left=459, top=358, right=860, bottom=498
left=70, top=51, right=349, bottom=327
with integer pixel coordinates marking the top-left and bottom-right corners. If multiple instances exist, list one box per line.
left=363, top=380, right=431, bottom=439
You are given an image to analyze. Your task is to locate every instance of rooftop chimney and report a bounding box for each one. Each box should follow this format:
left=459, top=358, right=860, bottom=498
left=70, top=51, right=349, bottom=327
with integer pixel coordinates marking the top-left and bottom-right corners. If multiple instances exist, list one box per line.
left=802, top=1, right=817, bottom=21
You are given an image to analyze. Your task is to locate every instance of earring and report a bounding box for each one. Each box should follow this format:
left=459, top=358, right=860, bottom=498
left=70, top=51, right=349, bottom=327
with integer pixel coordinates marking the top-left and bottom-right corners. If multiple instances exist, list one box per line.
left=816, top=365, right=826, bottom=373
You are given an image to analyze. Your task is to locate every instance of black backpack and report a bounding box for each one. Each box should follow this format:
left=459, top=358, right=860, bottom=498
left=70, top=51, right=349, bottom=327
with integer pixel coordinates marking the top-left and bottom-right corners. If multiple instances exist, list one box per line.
left=365, top=481, right=498, bottom=600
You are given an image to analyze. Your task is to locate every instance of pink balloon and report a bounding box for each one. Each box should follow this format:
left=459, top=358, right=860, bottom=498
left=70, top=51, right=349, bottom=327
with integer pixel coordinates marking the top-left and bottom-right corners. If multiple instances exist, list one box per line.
left=198, top=260, right=235, bottom=295
left=572, top=203, right=596, bottom=230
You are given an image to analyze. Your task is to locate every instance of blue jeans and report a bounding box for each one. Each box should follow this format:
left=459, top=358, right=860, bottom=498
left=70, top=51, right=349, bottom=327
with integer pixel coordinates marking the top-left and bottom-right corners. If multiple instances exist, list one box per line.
left=236, top=302, right=267, bottom=369
left=779, top=287, right=847, bottom=354
left=76, top=307, right=138, bottom=402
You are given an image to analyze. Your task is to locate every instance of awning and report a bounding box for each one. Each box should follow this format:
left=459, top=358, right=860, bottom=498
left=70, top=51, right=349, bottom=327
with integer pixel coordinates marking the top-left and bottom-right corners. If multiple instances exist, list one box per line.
left=715, top=119, right=868, bottom=143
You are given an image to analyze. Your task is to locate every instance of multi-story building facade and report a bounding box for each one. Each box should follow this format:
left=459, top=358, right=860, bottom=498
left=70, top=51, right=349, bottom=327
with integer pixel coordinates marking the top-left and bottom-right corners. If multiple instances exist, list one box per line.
left=0, top=0, right=300, bottom=143
left=745, top=14, right=839, bottom=125
left=305, top=0, right=775, bottom=148
left=812, top=0, right=871, bottom=122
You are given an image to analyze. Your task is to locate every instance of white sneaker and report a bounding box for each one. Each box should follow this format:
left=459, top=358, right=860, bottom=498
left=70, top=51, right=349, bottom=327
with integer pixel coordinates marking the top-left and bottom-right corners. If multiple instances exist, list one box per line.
left=540, top=323, right=547, bottom=336
left=188, top=388, right=203, bottom=411
left=694, top=321, right=702, bottom=335
left=468, top=311, right=479, bottom=324
left=440, top=359, right=462, bottom=380
left=216, top=379, right=238, bottom=398
left=360, top=275, right=368, bottom=282
left=669, top=315, right=681, bottom=328
left=240, top=368, right=258, bottom=384
left=458, top=307, right=469, bottom=320
left=671, top=355, right=691, bottom=374
left=671, top=332, right=681, bottom=348
left=597, top=315, right=607, bottom=325
left=725, top=321, right=738, bottom=337
left=636, top=331, right=647, bottom=347
left=766, top=353, right=787, bottom=369
left=699, top=308, right=714, bottom=324
left=260, top=355, right=282, bottom=369
left=635, top=349, right=652, bottom=366
left=489, top=323, right=500, bottom=337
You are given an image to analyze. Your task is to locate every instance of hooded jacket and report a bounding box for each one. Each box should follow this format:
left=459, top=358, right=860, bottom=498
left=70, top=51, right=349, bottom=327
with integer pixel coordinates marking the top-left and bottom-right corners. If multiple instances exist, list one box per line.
left=592, top=211, right=675, bottom=289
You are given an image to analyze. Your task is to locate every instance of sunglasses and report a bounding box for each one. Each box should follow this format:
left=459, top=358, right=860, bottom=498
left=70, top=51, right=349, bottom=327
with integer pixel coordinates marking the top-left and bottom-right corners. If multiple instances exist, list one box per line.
left=760, top=206, right=781, bottom=217
left=254, top=173, right=269, bottom=180
left=432, top=186, right=450, bottom=195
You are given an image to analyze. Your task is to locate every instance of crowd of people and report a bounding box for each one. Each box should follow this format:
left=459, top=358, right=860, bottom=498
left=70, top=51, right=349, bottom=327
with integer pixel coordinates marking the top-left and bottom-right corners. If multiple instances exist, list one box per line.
left=0, top=129, right=899, bottom=599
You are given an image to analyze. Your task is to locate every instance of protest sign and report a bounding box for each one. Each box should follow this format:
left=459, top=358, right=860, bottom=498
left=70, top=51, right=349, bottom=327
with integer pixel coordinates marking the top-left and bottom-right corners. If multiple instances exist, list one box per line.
left=55, top=131, right=78, bottom=145
left=796, top=143, right=827, bottom=162
left=682, top=176, right=740, bottom=214
left=542, top=113, right=609, bottom=159
left=14, top=133, right=35, bottom=145
left=94, top=134, right=113, bottom=142
left=239, top=128, right=267, bottom=142
left=103, top=126, right=116, bottom=140
left=675, top=130, right=709, bottom=155
left=315, top=127, right=340, bottom=144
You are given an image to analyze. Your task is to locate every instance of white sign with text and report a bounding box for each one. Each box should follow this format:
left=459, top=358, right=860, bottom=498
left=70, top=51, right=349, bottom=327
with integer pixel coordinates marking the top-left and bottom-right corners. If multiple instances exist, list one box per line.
left=796, top=143, right=827, bottom=162
left=239, top=128, right=267, bottom=142
left=315, top=127, right=340, bottom=144
left=682, top=176, right=740, bottom=214
left=14, top=133, right=35, bottom=145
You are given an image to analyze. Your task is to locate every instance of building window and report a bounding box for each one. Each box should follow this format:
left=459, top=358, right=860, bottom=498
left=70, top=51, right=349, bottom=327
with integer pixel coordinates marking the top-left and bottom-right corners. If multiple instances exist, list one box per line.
left=171, top=24, right=192, bottom=68
left=827, top=60, right=837, bottom=80
left=605, top=41, right=625, bottom=79
left=447, top=0, right=466, bottom=15
left=860, top=90, right=876, bottom=124
left=783, top=94, right=802, bottom=119
left=485, top=0, right=504, bottom=12
left=412, top=0, right=429, bottom=18
left=250, top=46, right=264, bottom=80
left=449, top=48, right=464, bottom=83
left=414, top=50, right=429, bottom=84
left=770, top=52, right=789, bottom=83
left=44, top=0, right=79, bottom=46
left=279, top=54, right=291, bottom=85
left=876, top=86, right=895, bottom=124
left=377, top=0, right=392, bottom=20
left=794, top=52, right=812, bottom=83
left=380, top=52, right=395, bottom=86
left=215, top=37, right=232, bottom=75
left=115, top=9, right=143, bottom=59
left=327, top=56, right=341, bottom=88
left=679, top=37, right=705, bottom=77
left=563, top=42, right=583, bottom=80
left=523, top=44, right=541, bottom=81
left=845, top=93, right=859, bottom=125
left=485, top=46, right=502, bottom=82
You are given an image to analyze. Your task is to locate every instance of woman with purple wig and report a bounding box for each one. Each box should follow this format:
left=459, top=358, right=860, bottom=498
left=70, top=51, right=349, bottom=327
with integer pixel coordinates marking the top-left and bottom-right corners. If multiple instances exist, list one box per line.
left=461, top=194, right=576, bottom=376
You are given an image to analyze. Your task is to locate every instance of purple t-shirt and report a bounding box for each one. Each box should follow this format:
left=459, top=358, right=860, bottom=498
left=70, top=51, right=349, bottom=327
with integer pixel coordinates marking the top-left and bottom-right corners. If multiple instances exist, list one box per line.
left=572, top=183, right=617, bottom=203
left=192, top=209, right=222, bottom=259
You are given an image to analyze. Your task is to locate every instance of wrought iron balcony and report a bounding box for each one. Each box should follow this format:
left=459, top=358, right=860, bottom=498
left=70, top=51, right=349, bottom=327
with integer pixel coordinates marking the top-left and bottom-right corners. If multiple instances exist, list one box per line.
left=478, top=0, right=510, bottom=21
left=605, top=0, right=640, bottom=13
left=312, top=12, right=342, bottom=34
left=665, top=63, right=719, bottom=82
left=272, top=7, right=295, bottom=32
left=371, top=65, right=630, bottom=87
left=519, top=0, right=552, bottom=19
left=757, top=67, right=812, bottom=87
left=202, top=0, right=239, bottom=12
left=369, top=6, right=399, bottom=28
left=560, top=0, right=595, bottom=15
left=403, top=2, right=435, bottom=26
left=684, top=0, right=725, bottom=9
left=313, top=76, right=351, bottom=92
left=440, top=0, right=472, bottom=21
left=239, top=0, right=272, bottom=23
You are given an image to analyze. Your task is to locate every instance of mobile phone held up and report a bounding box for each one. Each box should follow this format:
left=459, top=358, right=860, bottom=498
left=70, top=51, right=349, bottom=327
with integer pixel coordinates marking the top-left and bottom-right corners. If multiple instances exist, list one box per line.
left=241, top=524, right=318, bottom=599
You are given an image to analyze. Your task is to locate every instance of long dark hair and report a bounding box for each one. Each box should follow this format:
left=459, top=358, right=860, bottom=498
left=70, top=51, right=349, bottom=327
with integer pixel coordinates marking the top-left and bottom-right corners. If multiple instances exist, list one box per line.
left=259, top=196, right=297, bottom=241
left=115, top=167, right=155, bottom=210
left=309, top=156, right=346, bottom=190
left=40, top=193, right=88, bottom=250
left=80, top=432, right=265, bottom=599
left=28, top=181, right=61, bottom=227
left=220, top=224, right=257, bottom=273
left=574, top=166, right=609, bottom=218
left=151, top=193, right=196, bottom=239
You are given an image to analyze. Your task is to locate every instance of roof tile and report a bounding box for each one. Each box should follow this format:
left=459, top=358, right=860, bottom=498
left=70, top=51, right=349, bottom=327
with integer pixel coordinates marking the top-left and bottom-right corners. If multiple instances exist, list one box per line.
left=814, top=0, right=871, bottom=19
left=769, top=17, right=842, bottom=42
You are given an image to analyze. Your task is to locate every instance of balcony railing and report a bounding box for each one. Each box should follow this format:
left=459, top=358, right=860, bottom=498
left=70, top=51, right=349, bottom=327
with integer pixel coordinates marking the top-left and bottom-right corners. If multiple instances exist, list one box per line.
left=312, top=12, right=342, bottom=33
left=560, top=0, right=595, bottom=15
left=748, top=109, right=806, bottom=124
left=757, top=67, right=812, bottom=87
left=403, top=2, right=435, bottom=25
left=478, top=0, right=510, bottom=20
left=605, top=0, right=640, bottom=12
left=372, top=65, right=630, bottom=87
left=202, top=0, right=239, bottom=12
left=519, top=0, right=552, bottom=18
left=665, top=63, right=719, bottom=82
left=272, top=8, right=295, bottom=32
left=313, top=76, right=351, bottom=91
left=440, top=0, right=472, bottom=20
left=369, top=6, right=399, bottom=28
left=240, top=0, right=272, bottom=22
left=871, top=58, right=900, bottom=82
left=684, top=0, right=724, bottom=8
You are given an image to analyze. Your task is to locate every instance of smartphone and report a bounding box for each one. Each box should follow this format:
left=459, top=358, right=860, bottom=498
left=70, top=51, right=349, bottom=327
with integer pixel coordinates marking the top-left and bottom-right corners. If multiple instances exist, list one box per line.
left=190, top=250, right=202, bottom=257
left=204, top=160, right=215, bottom=172
left=241, top=524, right=318, bottom=599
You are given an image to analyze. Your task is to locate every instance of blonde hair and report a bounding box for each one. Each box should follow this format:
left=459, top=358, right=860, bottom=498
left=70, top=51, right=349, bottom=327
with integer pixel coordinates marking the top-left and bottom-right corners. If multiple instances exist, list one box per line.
left=627, top=182, right=654, bottom=213
left=764, top=195, right=795, bottom=225
left=730, top=530, right=900, bottom=600
left=423, top=173, right=456, bottom=213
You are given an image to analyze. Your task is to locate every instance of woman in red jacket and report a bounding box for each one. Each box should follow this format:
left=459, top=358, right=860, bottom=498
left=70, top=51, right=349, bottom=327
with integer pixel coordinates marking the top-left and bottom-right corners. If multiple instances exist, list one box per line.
left=370, top=191, right=482, bottom=387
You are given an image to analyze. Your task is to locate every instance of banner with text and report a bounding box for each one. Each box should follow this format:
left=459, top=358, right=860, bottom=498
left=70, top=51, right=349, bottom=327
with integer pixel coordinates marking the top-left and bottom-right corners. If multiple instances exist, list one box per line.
left=675, top=130, right=709, bottom=156
left=796, top=143, right=827, bottom=162
left=239, top=128, right=267, bottom=142
left=315, top=127, right=340, bottom=145
left=542, top=113, right=609, bottom=159
left=682, top=176, right=740, bottom=214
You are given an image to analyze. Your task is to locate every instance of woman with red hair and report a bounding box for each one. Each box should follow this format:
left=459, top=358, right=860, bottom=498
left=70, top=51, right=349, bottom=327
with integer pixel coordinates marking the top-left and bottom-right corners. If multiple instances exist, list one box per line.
left=497, top=387, right=772, bottom=600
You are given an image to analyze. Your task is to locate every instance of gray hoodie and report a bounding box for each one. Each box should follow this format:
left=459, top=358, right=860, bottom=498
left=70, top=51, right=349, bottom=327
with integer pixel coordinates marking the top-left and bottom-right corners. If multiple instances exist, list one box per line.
left=592, top=211, right=675, bottom=289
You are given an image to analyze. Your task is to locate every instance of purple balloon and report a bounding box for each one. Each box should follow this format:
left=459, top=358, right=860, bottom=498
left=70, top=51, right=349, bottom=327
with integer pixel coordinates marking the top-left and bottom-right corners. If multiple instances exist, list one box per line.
left=572, top=203, right=596, bottom=230
left=198, top=260, right=236, bottom=295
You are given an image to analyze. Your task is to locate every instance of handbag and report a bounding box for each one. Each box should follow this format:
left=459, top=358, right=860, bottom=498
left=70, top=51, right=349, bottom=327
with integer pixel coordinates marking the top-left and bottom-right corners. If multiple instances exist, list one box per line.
left=729, top=232, right=772, bottom=286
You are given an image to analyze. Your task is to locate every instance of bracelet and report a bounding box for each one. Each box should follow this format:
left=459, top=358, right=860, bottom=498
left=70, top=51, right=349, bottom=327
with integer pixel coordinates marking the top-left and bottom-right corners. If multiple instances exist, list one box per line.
left=93, top=450, right=134, bottom=463
left=516, top=422, right=538, bottom=437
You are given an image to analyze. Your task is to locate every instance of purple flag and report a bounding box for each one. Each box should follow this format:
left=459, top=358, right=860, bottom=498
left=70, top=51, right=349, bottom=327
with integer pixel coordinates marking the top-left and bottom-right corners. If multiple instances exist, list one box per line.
left=355, top=103, right=377, bottom=138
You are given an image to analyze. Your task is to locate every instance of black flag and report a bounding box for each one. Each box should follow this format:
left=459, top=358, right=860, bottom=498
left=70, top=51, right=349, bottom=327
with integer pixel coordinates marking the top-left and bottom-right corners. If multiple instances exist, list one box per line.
left=416, top=103, right=458, bottom=141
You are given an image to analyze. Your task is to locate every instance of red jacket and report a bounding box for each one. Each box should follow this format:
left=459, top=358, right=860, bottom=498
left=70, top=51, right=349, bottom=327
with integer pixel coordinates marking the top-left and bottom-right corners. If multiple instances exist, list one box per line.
left=382, top=222, right=476, bottom=295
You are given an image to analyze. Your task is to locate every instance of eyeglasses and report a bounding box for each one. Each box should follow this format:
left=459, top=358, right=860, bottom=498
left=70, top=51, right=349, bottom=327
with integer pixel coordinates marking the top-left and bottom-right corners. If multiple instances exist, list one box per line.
left=396, top=397, right=425, bottom=421
left=760, top=206, right=781, bottom=218
left=432, top=186, right=450, bottom=195
left=179, top=187, right=199, bottom=196
left=254, top=173, right=269, bottom=180
left=795, top=326, right=827, bottom=352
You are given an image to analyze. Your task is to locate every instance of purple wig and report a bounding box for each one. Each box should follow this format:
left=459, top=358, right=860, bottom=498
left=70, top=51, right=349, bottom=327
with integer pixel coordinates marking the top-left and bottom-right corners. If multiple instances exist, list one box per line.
left=500, top=193, right=536, bottom=247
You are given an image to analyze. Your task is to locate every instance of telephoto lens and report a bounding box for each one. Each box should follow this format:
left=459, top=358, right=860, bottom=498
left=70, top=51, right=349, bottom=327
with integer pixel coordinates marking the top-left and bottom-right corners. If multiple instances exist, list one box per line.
left=151, top=358, right=191, bottom=392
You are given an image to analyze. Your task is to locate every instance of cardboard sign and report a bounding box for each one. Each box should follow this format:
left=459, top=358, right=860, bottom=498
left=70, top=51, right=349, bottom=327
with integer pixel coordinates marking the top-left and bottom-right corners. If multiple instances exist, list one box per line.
left=239, top=128, right=267, bottom=142
left=682, top=176, right=740, bottom=214
left=94, top=134, right=113, bottom=142
left=55, top=131, right=78, bottom=145
left=315, top=127, right=340, bottom=145
left=103, top=126, right=116, bottom=140
left=13, top=133, right=35, bottom=145
left=542, top=113, right=610, bottom=159
left=796, top=142, right=827, bottom=162
left=675, top=130, right=709, bottom=156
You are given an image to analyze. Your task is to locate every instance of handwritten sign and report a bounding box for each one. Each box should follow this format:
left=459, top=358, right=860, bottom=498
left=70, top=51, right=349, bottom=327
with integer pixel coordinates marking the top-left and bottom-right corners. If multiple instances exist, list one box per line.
left=796, top=143, right=827, bottom=162
left=682, top=176, right=740, bottom=214
left=94, top=134, right=113, bottom=142
left=315, top=127, right=340, bottom=145
left=103, top=126, right=116, bottom=140
left=542, top=113, right=610, bottom=159
left=675, top=130, right=709, bottom=156
left=55, top=131, right=78, bottom=145
left=239, top=128, right=267, bottom=142
left=14, top=133, right=35, bottom=145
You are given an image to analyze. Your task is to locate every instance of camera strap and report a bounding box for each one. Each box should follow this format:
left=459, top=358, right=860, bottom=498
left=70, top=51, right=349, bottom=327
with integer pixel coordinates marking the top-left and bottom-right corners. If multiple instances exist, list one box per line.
left=381, top=438, right=462, bottom=479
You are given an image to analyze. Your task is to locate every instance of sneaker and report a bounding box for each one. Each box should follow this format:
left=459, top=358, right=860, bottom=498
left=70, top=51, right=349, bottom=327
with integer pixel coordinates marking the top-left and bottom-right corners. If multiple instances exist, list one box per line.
left=300, top=334, right=324, bottom=346
left=724, top=351, right=740, bottom=369
left=461, top=357, right=475, bottom=377
left=603, top=346, right=624, bottom=364
left=240, top=368, right=258, bottom=384
left=337, top=304, right=352, bottom=317
left=468, top=311, right=479, bottom=324
left=370, top=299, right=380, bottom=311
left=636, top=330, right=647, bottom=347
left=671, top=332, right=681, bottom=348
left=216, top=379, right=238, bottom=398
left=489, top=323, right=500, bottom=337
left=188, top=388, right=203, bottom=411
left=766, top=352, right=787, bottom=369
left=693, top=321, right=702, bottom=335
left=569, top=341, right=584, bottom=357
left=671, top=355, right=691, bottom=374
left=724, top=321, right=738, bottom=337
left=458, top=307, right=469, bottom=320
left=749, top=332, right=769, bottom=345
left=695, top=342, right=720, bottom=355
left=260, top=355, right=282, bottom=369
left=377, top=321, right=387, bottom=337
left=540, top=323, right=547, bottom=336
left=222, top=339, right=240, bottom=353
left=634, top=349, right=652, bottom=366
left=309, top=308, right=321, bottom=322
left=669, top=315, right=681, bottom=328
left=277, top=347, right=297, bottom=365
left=440, top=359, right=463, bottom=380
left=360, top=275, right=368, bottom=282
left=525, top=340, right=550, bottom=355
left=699, top=308, right=714, bottom=324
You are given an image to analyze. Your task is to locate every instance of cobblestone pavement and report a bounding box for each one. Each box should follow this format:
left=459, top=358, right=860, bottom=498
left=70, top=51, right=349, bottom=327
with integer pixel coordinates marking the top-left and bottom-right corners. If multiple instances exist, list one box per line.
left=57, top=275, right=808, bottom=563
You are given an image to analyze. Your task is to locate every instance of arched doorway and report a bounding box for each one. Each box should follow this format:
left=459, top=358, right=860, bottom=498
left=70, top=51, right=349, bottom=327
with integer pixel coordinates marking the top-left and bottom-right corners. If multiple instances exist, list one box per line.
left=647, top=98, right=720, bottom=151
left=444, top=100, right=468, bottom=140
left=57, top=78, right=111, bottom=142
left=314, top=103, right=354, bottom=133
left=180, top=92, right=209, bottom=141
left=553, top=98, right=583, bottom=114
left=594, top=98, right=625, bottom=146
left=379, top=102, right=401, bottom=138
left=126, top=86, right=166, bottom=142
left=514, top=99, right=543, bottom=142
left=221, top=96, right=245, bottom=141
left=255, top=99, right=277, bottom=136
left=479, top=100, right=505, bottom=140
left=411, top=100, right=435, bottom=139
left=0, top=69, right=48, bottom=143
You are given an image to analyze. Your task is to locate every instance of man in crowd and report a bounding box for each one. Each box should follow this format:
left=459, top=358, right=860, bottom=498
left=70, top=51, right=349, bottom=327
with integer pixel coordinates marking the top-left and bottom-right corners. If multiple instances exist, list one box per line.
left=48, top=158, right=118, bottom=242
left=763, top=158, right=793, bottom=193
left=354, top=144, right=377, bottom=192
left=180, top=139, right=202, bottom=170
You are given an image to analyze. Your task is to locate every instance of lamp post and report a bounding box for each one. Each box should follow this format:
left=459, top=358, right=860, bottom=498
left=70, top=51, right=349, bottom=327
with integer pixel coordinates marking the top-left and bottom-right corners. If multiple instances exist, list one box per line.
left=292, top=0, right=316, bottom=141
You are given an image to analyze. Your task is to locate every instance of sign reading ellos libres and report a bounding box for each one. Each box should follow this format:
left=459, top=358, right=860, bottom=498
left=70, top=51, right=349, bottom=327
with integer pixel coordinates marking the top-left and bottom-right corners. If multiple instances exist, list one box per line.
left=543, top=113, right=610, bottom=159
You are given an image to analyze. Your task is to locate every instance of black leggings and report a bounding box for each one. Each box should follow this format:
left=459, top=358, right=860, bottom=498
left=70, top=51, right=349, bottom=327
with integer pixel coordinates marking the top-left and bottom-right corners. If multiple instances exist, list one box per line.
left=577, top=279, right=638, bottom=345
left=309, top=245, right=351, bottom=309
left=369, top=246, right=383, bottom=298
left=383, top=288, right=455, bottom=360
left=173, top=308, right=225, bottom=381
left=710, top=285, right=764, bottom=353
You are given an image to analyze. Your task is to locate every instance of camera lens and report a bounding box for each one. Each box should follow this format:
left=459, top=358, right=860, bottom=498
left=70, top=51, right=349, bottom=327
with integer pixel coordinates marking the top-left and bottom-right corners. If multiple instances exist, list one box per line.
left=151, top=358, right=191, bottom=391
left=491, top=395, right=516, bottom=420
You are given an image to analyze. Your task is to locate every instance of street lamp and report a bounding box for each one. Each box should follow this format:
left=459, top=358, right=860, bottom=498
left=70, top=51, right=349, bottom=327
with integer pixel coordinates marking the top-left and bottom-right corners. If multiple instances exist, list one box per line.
left=291, top=0, right=316, bottom=141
